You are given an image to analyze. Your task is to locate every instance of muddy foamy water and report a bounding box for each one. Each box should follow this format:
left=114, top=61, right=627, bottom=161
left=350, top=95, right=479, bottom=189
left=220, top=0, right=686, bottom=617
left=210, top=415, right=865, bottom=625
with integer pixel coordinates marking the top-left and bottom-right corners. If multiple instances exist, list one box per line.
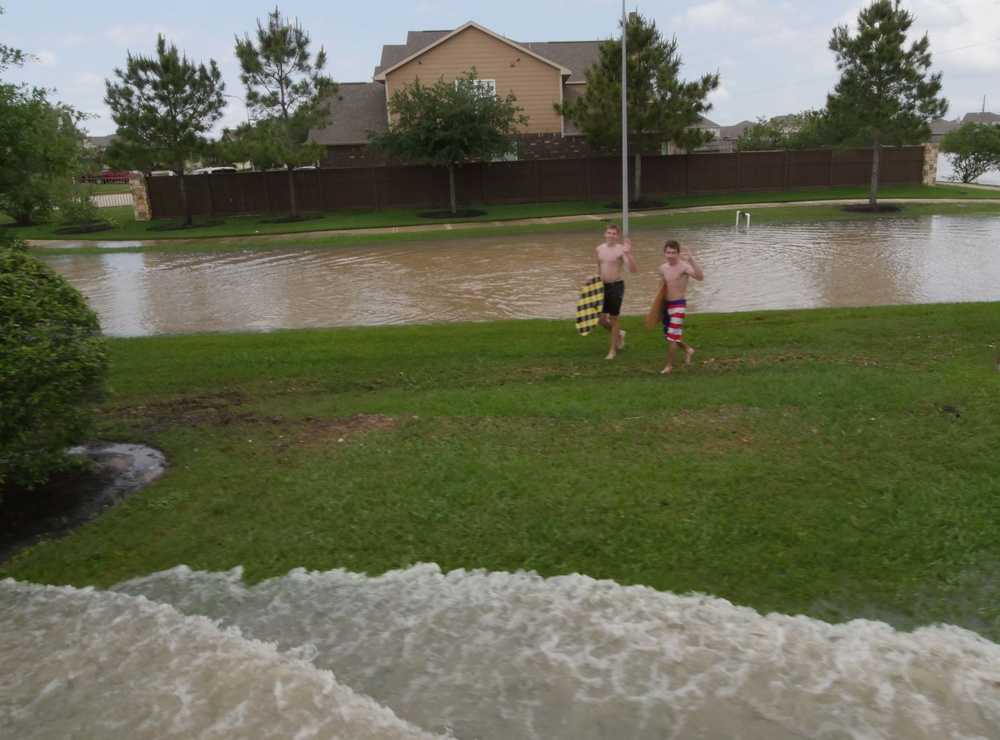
left=4, top=564, right=1000, bottom=739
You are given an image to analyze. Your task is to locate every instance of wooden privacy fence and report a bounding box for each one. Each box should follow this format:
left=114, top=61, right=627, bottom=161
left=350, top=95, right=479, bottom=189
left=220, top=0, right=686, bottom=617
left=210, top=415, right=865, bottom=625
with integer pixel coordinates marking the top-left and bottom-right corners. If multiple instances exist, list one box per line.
left=146, top=146, right=930, bottom=220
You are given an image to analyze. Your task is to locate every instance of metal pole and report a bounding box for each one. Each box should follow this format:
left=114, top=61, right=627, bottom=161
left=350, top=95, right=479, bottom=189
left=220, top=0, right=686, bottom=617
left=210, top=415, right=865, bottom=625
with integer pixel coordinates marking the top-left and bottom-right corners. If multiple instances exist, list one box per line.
left=621, top=0, right=629, bottom=235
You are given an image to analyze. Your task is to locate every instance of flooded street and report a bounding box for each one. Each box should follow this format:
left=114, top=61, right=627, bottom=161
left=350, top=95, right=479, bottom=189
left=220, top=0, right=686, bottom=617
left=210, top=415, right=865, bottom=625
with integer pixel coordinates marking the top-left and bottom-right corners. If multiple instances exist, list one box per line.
left=42, top=214, right=1000, bottom=336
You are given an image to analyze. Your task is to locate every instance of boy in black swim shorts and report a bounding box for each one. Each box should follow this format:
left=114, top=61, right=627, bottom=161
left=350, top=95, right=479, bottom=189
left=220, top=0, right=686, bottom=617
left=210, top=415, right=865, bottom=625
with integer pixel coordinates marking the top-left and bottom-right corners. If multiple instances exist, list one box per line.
left=595, top=223, right=637, bottom=360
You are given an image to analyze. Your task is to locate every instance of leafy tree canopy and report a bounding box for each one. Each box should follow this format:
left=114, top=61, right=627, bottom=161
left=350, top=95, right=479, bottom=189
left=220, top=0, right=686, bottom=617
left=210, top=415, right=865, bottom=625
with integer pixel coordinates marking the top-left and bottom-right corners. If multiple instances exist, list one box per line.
left=735, top=111, right=831, bottom=152
left=825, top=0, right=947, bottom=205
left=939, top=121, right=1000, bottom=183
left=556, top=12, right=719, bottom=201
left=367, top=70, right=528, bottom=213
left=1, top=19, right=88, bottom=226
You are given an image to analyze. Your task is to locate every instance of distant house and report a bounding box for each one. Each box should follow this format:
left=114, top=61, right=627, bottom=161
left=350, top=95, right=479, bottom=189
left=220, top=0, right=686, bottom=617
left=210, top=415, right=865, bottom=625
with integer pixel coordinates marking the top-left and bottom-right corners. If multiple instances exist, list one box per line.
left=657, top=116, right=723, bottom=154
left=962, top=112, right=1000, bottom=125
left=311, top=21, right=601, bottom=167
left=714, top=120, right=754, bottom=153
left=930, top=112, right=1000, bottom=142
left=930, top=117, right=961, bottom=142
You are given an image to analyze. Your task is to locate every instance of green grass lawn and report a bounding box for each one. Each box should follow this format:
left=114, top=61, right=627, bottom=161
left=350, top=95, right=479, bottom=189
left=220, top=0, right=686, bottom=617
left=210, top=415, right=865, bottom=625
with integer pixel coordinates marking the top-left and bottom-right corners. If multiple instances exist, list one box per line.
left=4, top=302, right=999, bottom=639
left=9, top=183, right=1000, bottom=250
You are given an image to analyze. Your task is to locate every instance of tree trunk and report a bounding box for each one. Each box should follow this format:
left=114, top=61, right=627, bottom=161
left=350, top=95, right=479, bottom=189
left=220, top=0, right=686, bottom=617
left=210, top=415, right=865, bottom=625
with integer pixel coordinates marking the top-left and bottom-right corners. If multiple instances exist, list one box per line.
left=869, top=132, right=881, bottom=207
left=448, top=164, right=457, bottom=213
left=633, top=151, right=643, bottom=203
left=287, top=165, right=299, bottom=219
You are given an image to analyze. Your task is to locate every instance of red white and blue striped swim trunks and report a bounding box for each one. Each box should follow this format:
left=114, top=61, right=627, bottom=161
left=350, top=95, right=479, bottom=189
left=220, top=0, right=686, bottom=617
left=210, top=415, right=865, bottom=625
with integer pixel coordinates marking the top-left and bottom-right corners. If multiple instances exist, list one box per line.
left=663, top=299, right=686, bottom=342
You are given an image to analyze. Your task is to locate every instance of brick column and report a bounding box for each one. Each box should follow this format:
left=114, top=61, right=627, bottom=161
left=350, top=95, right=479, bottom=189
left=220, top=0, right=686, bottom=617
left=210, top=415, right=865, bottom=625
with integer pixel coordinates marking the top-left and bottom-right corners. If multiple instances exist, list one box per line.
left=129, top=174, right=151, bottom=221
left=922, top=143, right=939, bottom=186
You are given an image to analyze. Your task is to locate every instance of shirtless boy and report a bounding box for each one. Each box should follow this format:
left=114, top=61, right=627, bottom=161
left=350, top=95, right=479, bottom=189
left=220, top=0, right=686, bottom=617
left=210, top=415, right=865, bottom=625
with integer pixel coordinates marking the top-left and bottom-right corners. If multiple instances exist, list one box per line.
left=595, top=223, right=637, bottom=360
left=658, top=239, right=704, bottom=374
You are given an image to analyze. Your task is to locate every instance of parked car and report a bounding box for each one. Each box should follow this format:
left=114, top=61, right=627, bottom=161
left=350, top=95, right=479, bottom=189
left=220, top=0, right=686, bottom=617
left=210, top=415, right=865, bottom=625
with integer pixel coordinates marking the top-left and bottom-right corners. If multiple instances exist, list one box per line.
left=189, top=166, right=238, bottom=175
left=81, top=168, right=133, bottom=184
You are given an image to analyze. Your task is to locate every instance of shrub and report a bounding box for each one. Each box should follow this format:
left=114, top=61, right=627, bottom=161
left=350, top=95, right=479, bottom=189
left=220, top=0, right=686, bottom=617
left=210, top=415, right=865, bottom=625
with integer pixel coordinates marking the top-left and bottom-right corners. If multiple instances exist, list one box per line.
left=58, top=193, right=111, bottom=228
left=0, top=231, right=109, bottom=497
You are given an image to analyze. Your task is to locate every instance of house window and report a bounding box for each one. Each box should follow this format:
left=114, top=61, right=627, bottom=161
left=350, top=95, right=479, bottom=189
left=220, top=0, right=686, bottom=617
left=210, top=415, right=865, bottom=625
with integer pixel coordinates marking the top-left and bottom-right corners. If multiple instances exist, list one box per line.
left=457, top=78, right=497, bottom=98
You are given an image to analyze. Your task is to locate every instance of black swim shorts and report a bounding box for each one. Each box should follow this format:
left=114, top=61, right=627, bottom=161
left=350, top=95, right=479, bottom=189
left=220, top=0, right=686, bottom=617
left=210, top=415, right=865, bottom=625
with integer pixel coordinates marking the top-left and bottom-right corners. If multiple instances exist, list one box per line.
left=602, top=280, right=625, bottom=316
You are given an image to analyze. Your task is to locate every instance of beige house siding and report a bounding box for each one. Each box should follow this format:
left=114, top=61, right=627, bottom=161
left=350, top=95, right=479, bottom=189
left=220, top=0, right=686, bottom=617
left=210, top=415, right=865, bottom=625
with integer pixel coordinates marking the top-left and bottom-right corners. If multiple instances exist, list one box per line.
left=382, top=26, right=565, bottom=135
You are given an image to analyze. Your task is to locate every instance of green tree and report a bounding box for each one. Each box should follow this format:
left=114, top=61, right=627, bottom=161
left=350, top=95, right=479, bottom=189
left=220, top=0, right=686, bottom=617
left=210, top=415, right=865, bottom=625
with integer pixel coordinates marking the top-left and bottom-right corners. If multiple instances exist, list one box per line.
left=235, top=7, right=336, bottom=220
left=367, top=70, right=528, bottom=214
left=0, top=5, right=26, bottom=73
left=1, top=11, right=89, bottom=227
left=735, top=111, right=830, bottom=152
left=556, top=12, right=719, bottom=202
left=0, top=83, right=87, bottom=225
left=104, top=34, right=225, bottom=226
left=825, top=0, right=947, bottom=206
left=0, top=231, right=108, bottom=496
left=735, top=117, right=791, bottom=152
left=940, top=121, right=1000, bottom=183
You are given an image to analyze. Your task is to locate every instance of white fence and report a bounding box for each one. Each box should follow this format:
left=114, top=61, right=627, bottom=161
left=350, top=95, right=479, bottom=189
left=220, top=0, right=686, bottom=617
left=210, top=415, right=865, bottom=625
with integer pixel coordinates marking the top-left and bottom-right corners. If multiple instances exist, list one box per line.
left=89, top=192, right=134, bottom=208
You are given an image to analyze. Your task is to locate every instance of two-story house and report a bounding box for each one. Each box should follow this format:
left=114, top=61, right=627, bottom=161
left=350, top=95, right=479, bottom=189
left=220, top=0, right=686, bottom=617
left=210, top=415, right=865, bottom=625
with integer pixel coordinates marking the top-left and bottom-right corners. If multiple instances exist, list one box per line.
left=311, top=21, right=601, bottom=167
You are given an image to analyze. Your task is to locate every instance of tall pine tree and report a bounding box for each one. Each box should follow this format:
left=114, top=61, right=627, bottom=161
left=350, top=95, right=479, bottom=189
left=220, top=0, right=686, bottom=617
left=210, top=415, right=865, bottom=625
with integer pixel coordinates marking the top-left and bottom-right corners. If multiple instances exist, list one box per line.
left=234, top=7, right=336, bottom=220
left=556, top=13, right=718, bottom=202
left=826, top=0, right=947, bottom=207
left=105, top=35, right=225, bottom=225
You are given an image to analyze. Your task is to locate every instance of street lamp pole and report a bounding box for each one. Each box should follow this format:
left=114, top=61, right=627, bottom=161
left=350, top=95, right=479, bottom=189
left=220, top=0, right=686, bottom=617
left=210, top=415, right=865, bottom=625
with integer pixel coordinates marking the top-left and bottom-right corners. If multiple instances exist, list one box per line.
left=621, top=0, right=629, bottom=236
left=222, top=94, right=253, bottom=171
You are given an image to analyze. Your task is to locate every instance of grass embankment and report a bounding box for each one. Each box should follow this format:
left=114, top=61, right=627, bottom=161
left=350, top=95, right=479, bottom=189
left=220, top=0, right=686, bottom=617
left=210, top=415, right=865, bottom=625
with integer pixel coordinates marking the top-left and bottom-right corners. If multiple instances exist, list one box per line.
left=12, top=183, right=1000, bottom=252
left=4, top=303, right=999, bottom=638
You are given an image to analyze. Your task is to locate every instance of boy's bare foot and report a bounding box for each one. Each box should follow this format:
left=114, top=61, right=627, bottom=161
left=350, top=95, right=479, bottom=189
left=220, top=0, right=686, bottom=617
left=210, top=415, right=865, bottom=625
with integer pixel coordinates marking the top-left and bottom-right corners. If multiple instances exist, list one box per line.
left=617, top=330, right=627, bottom=350
left=685, top=347, right=695, bottom=365
left=605, top=350, right=617, bottom=360
left=660, top=365, right=672, bottom=374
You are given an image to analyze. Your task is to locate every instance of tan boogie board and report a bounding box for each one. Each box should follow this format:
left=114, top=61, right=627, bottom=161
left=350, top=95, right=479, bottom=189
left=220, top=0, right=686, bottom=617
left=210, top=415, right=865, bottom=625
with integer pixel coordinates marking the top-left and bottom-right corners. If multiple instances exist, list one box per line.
left=645, top=281, right=667, bottom=329
left=575, top=275, right=605, bottom=335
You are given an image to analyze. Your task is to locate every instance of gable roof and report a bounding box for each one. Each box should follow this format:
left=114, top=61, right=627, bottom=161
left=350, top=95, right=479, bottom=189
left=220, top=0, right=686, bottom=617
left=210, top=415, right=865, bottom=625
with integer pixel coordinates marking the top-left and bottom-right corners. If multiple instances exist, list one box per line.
left=374, top=30, right=450, bottom=76
left=373, top=21, right=573, bottom=81
left=720, top=120, right=754, bottom=140
left=962, top=112, right=1000, bottom=124
left=311, top=82, right=388, bottom=146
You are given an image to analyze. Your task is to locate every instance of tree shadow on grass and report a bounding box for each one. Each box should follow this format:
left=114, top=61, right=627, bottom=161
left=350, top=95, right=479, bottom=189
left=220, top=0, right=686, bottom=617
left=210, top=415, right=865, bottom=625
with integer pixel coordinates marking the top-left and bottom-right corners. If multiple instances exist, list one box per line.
left=837, top=204, right=905, bottom=214
left=603, top=198, right=670, bottom=211
left=54, top=222, right=116, bottom=235
left=258, top=214, right=324, bottom=225
left=418, top=209, right=488, bottom=219
left=147, top=220, right=226, bottom=232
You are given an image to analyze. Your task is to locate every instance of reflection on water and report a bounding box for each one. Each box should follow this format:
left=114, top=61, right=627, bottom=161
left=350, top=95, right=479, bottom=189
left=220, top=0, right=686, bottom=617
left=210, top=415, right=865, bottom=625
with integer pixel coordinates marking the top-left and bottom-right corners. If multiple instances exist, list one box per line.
left=43, top=215, right=1000, bottom=337
left=4, top=565, right=1000, bottom=739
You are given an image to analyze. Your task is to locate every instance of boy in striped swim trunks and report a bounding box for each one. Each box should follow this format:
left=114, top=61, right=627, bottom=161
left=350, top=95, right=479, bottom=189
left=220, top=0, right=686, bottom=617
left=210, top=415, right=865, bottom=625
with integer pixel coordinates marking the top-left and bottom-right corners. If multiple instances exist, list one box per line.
left=658, top=240, right=704, bottom=374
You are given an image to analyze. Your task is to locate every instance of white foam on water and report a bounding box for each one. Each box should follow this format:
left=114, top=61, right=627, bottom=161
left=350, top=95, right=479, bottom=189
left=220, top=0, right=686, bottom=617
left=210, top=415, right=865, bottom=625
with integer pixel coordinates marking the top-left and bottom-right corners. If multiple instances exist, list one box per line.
left=0, top=578, right=442, bottom=740
left=4, top=564, right=1000, bottom=739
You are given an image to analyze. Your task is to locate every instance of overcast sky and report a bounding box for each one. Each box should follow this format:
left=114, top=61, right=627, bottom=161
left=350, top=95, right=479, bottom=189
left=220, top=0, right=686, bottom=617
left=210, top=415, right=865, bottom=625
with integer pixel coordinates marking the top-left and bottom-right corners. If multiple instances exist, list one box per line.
left=3, top=0, right=998, bottom=137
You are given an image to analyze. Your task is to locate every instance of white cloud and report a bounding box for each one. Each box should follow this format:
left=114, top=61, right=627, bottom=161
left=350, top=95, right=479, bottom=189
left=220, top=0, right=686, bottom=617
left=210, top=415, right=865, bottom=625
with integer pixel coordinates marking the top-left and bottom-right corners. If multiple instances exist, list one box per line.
left=105, top=23, right=181, bottom=49
left=34, top=51, right=58, bottom=68
left=73, top=71, right=107, bottom=91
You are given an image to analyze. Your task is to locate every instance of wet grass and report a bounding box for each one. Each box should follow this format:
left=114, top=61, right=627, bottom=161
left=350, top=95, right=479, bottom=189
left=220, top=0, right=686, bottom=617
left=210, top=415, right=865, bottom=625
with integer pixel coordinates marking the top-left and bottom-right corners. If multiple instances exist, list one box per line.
left=11, top=183, right=1000, bottom=251
left=4, top=303, right=1000, bottom=639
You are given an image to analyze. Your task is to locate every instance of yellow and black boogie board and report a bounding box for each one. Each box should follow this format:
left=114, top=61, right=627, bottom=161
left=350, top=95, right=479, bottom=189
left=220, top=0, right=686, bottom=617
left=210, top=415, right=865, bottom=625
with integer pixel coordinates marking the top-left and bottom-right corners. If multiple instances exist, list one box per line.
left=575, top=275, right=604, bottom=335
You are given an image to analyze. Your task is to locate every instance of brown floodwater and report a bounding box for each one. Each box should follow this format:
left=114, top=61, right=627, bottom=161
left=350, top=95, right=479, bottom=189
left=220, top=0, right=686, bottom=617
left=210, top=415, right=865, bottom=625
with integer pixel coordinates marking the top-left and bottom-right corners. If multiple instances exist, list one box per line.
left=42, top=214, right=1000, bottom=336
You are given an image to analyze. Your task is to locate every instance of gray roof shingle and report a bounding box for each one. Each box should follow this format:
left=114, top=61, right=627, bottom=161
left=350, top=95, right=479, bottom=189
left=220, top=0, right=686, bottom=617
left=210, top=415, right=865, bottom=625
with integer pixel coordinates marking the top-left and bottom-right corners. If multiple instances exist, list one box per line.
left=311, top=82, right=388, bottom=146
